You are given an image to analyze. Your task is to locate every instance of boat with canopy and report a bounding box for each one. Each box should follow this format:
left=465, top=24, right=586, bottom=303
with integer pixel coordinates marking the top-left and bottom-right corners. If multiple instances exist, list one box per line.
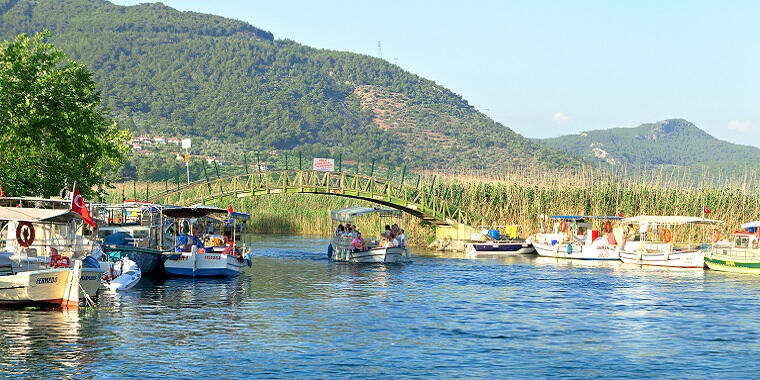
left=0, top=206, right=102, bottom=300
left=162, top=206, right=251, bottom=277
left=618, top=215, right=722, bottom=268
left=704, top=220, right=760, bottom=273
left=329, top=206, right=410, bottom=264
left=530, top=215, right=623, bottom=260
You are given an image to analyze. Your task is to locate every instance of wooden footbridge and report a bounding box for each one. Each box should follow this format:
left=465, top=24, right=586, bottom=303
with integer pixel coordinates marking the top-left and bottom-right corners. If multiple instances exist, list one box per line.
left=148, top=170, right=480, bottom=240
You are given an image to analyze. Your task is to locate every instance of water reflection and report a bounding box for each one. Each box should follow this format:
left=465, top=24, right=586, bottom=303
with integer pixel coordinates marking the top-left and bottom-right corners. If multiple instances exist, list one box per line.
left=2, top=235, right=760, bottom=378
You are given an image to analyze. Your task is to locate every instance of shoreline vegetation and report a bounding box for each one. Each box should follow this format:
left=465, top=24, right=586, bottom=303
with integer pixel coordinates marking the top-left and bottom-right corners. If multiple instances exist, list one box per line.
left=107, top=164, right=760, bottom=247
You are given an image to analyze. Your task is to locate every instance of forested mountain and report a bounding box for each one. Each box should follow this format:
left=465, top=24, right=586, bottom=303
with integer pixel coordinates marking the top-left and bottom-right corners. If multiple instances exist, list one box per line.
left=539, top=119, right=759, bottom=174
left=0, top=0, right=580, bottom=178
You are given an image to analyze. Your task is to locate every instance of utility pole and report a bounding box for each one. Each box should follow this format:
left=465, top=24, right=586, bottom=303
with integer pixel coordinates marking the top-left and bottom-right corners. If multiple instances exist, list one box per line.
left=182, top=138, right=192, bottom=184
left=377, top=40, right=382, bottom=59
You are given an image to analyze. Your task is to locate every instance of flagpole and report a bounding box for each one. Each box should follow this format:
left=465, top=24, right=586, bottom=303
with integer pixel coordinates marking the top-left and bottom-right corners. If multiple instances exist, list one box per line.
left=71, top=181, right=76, bottom=203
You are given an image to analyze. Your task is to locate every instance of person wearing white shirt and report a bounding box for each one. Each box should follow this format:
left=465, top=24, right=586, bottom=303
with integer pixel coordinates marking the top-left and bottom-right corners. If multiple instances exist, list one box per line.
left=398, top=229, right=407, bottom=247
left=639, top=222, right=649, bottom=241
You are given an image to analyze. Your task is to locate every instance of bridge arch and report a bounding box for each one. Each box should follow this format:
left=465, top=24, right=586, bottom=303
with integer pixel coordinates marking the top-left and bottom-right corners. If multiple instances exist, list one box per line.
left=149, top=170, right=477, bottom=231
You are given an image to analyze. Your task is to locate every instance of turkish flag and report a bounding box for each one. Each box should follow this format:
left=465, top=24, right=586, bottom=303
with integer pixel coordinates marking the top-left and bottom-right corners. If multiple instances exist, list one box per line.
left=71, top=185, right=96, bottom=228
left=228, top=203, right=234, bottom=215
left=703, top=206, right=711, bottom=214
left=616, top=210, right=623, bottom=217
left=0, top=185, right=5, bottom=197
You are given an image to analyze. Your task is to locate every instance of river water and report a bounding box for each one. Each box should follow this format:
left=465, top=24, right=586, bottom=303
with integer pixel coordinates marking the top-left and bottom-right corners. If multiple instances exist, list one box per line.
left=1, top=234, right=759, bottom=378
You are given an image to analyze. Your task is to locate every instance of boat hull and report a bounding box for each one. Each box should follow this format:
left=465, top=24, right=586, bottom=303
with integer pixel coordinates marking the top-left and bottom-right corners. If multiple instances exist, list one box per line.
left=532, top=241, right=620, bottom=260
left=104, top=246, right=166, bottom=276
left=465, top=241, right=535, bottom=256
left=164, top=252, right=246, bottom=277
left=0, top=269, right=72, bottom=307
left=619, top=249, right=704, bottom=268
left=332, top=246, right=408, bottom=264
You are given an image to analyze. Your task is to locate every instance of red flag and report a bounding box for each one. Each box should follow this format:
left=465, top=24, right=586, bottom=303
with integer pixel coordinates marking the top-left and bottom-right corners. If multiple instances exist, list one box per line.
left=71, top=185, right=96, bottom=228
left=616, top=210, right=623, bottom=217
left=0, top=185, right=5, bottom=198
left=228, top=203, right=234, bottom=215
left=703, top=206, right=711, bottom=214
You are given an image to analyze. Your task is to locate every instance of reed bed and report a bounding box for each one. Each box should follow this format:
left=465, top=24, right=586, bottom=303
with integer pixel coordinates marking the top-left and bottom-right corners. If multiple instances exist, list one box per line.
left=107, top=163, right=760, bottom=246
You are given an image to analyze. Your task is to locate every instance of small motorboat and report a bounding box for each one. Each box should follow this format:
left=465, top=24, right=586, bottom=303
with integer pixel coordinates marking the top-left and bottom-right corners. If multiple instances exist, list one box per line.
left=328, top=206, right=411, bottom=264
left=465, top=227, right=535, bottom=256
left=104, top=258, right=141, bottom=291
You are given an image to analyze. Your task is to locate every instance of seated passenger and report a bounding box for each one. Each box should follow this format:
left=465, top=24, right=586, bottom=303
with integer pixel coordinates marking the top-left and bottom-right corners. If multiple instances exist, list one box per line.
left=352, top=232, right=366, bottom=252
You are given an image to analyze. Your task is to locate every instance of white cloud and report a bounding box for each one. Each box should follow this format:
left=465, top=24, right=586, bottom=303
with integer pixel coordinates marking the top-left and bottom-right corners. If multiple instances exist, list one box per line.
left=551, top=111, right=570, bottom=124
left=727, top=119, right=754, bottom=132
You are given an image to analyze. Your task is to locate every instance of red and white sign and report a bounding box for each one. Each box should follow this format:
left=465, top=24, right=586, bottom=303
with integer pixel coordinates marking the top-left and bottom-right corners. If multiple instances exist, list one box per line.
left=313, top=158, right=335, bottom=172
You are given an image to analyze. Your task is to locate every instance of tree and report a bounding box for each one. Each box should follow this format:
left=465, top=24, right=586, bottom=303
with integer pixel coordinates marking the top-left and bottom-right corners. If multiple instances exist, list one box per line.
left=0, top=30, right=130, bottom=198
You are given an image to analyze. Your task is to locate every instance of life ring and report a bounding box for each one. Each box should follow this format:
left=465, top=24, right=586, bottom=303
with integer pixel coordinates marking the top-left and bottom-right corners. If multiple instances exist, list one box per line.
left=15, top=222, right=35, bottom=248
left=604, top=221, right=612, bottom=233
left=662, top=228, right=672, bottom=243
left=559, top=220, right=567, bottom=232
left=711, top=230, right=720, bottom=243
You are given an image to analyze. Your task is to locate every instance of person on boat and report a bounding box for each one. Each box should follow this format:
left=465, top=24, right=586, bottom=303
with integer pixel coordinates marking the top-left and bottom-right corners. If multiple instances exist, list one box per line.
left=398, top=229, right=407, bottom=248
left=639, top=222, right=649, bottom=242
left=336, top=224, right=344, bottom=237
left=385, top=224, right=391, bottom=237
left=391, top=224, right=400, bottom=238
left=351, top=232, right=366, bottom=252
left=391, top=234, right=401, bottom=247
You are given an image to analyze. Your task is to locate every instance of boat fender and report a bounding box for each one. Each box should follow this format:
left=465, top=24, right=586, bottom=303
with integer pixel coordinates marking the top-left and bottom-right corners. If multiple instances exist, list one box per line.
left=327, top=244, right=334, bottom=259
left=559, top=220, right=567, bottom=233
left=566, top=243, right=573, bottom=254
left=15, top=222, right=35, bottom=248
left=662, top=228, right=672, bottom=243
left=604, top=221, right=612, bottom=233
left=245, top=252, right=253, bottom=268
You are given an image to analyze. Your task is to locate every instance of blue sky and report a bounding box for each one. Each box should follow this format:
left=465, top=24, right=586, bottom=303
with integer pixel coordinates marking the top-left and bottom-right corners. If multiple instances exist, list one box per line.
left=113, top=1, right=760, bottom=145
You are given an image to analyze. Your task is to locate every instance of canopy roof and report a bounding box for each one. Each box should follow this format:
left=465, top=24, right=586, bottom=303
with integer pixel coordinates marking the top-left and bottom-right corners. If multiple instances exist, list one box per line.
left=0, top=207, right=82, bottom=223
left=622, top=215, right=723, bottom=225
left=740, top=221, right=760, bottom=229
left=162, top=206, right=228, bottom=218
left=331, top=207, right=402, bottom=223
left=230, top=211, right=251, bottom=220
left=551, top=215, right=622, bottom=220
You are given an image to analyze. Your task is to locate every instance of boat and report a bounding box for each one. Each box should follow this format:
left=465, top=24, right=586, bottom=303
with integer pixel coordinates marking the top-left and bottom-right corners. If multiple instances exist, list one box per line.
left=530, top=216, right=623, bottom=260
left=618, top=215, right=722, bottom=268
left=0, top=206, right=103, bottom=299
left=704, top=221, right=760, bottom=273
left=104, top=257, right=142, bottom=291
left=464, top=226, right=535, bottom=256
left=97, top=202, right=172, bottom=276
left=162, top=206, right=251, bottom=277
left=328, top=207, right=410, bottom=264
left=0, top=260, right=82, bottom=308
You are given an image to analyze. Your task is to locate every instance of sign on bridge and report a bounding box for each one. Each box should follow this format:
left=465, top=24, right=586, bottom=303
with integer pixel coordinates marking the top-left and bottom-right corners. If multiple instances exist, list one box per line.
left=313, top=158, right=335, bottom=172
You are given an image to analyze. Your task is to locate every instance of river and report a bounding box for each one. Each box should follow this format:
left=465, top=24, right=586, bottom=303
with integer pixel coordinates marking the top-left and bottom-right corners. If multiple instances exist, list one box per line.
left=1, top=234, right=759, bottom=378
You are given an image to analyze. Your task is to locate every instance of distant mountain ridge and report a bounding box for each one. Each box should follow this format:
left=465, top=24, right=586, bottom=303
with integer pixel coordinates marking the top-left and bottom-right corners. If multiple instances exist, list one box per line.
left=0, top=0, right=580, bottom=175
left=538, top=118, right=760, bottom=170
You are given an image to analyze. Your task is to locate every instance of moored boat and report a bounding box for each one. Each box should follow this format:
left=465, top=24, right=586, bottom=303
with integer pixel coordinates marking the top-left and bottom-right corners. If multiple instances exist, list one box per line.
left=465, top=226, right=535, bottom=256
left=530, top=216, right=623, bottom=260
left=705, top=221, right=760, bottom=273
left=0, top=206, right=103, bottom=299
left=162, top=206, right=251, bottom=277
left=618, top=215, right=722, bottom=268
left=98, top=202, right=172, bottom=276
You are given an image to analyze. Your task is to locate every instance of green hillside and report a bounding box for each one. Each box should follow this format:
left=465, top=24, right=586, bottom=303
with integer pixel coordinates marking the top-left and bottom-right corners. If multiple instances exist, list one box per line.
left=0, top=0, right=580, bottom=179
left=539, top=119, right=758, bottom=174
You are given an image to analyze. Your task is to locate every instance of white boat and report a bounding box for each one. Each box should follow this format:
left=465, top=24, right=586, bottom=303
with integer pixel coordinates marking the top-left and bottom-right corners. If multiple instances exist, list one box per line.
left=464, top=227, right=535, bottom=256
left=530, top=216, right=623, bottom=260
left=104, top=257, right=141, bottom=291
left=328, top=206, right=410, bottom=264
left=704, top=221, right=760, bottom=273
left=162, top=206, right=251, bottom=277
left=0, top=206, right=103, bottom=299
left=618, top=215, right=722, bottom=268
left=0, top=260, right=81, bottom=308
